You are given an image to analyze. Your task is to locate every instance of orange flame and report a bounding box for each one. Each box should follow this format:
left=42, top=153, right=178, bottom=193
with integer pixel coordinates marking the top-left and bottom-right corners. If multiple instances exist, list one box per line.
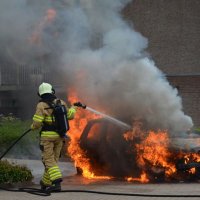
left=136, top=131, right=176, bottom=176
left=67, top=88, right=111, bottom=180
left=67, top=90, right=200, bottom=182
left=29, top=8, right=57, bottom=44
left=189, top=167, right=196, bottom=174
left=126, top=172, right=149, bottom=183
left=184, top=153, right=200, bottom=163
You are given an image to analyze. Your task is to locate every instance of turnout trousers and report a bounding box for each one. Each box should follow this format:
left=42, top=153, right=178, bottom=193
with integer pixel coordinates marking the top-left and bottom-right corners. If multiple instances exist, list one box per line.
left=40, top=136, right=63, bottom=186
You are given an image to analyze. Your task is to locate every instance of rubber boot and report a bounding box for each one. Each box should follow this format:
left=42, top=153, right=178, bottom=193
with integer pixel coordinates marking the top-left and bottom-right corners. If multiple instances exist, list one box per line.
left=45, top=182, right=61, bottom=192
left=40, top=180, right=51, bottom=191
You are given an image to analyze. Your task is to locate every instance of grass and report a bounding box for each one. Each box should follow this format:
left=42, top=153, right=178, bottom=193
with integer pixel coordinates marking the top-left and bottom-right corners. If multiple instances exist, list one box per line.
left=0, top=118, right=30, bottom=146
left=0, top=115, right=40, bottom=158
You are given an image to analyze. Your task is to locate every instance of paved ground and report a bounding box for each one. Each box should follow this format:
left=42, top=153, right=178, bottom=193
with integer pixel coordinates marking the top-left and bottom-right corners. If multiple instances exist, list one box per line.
left=1, top=159, right=200, bottom=200
left=2, top=158, right=77, bottom=184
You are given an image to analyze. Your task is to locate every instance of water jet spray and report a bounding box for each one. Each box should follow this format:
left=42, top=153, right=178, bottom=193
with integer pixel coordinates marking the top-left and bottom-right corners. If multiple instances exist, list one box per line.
left=74, top=102, right=131, bottom=129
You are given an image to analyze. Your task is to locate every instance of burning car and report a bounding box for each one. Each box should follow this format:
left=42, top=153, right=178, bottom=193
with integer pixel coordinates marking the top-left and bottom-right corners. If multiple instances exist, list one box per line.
left=78, top=119, right=138, bottom=178
left=66, top=90, right=200, bottom=183
left=68, top=115, right=200, bottom=183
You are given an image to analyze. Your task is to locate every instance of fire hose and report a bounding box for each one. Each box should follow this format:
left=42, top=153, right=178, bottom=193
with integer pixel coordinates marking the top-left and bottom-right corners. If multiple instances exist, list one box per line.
left=1, top=186, right=200, bottom=197
left=0, top=129, right=31, bottom=160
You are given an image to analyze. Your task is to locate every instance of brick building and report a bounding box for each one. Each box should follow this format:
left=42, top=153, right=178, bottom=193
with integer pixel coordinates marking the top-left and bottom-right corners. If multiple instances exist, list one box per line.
left=123, top=0, right=200, bottom=127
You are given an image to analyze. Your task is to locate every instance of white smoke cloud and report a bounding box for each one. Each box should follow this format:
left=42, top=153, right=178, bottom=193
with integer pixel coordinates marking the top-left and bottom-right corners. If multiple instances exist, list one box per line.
left=0, top=0, right=193, bottom=133
left=60, top=0, right=193, bottom=133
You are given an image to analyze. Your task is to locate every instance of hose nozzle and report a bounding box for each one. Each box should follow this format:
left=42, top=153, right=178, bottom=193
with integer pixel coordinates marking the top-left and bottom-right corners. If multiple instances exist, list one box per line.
left=73, top=102, right=87, bottom=109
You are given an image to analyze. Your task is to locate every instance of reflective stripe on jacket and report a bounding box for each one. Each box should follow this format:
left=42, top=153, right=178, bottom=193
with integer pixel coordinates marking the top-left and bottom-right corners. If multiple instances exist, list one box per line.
left=32, top=99, right=76, bottom=138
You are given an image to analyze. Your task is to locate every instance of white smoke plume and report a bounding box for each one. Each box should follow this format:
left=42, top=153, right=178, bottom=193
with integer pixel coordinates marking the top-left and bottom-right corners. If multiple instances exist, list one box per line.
left=0, top=0, right=193, bottom=133
left=60, top=0, right=193, bottom=133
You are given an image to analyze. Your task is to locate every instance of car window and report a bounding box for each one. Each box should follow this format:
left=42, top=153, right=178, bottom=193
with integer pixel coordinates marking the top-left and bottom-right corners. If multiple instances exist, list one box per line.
left=87, top=123, right=102, bottom=142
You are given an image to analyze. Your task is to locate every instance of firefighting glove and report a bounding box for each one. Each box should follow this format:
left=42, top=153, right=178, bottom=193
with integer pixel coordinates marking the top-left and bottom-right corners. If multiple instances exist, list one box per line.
left=73, top=102, right=86, bottom=109
left=67, top=107, right=76, bottom=120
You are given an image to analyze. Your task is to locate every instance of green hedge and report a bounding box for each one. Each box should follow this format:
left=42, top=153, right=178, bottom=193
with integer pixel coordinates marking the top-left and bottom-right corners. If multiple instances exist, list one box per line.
left=0, top=160, right=33, bottom=184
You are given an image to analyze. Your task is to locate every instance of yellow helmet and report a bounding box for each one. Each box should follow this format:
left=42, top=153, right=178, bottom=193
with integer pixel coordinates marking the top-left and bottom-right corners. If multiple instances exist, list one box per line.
left=38, top=82, right=54, bottom=96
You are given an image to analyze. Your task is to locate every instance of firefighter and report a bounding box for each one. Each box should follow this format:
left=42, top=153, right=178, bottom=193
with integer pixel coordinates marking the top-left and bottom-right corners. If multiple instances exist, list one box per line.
left=31, top=82, right=76, bottom=192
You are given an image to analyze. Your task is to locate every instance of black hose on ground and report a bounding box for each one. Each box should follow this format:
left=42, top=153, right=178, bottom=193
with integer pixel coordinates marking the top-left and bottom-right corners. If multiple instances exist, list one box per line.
left=1, top=186, right=200, bottom=197
left=0, top=129, right=31, bottom=160
left=0, top=187, right=50, bottom=197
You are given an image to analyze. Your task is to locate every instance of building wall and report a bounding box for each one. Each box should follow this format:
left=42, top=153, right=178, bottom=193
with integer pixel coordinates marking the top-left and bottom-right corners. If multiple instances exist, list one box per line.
left=167, top=76, right=200, bottom=127
left=123, top=0, right=200, bottom=127
left=0, top=64, right=63, bottom=118
left=123, top=0, right=200, bottom=74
